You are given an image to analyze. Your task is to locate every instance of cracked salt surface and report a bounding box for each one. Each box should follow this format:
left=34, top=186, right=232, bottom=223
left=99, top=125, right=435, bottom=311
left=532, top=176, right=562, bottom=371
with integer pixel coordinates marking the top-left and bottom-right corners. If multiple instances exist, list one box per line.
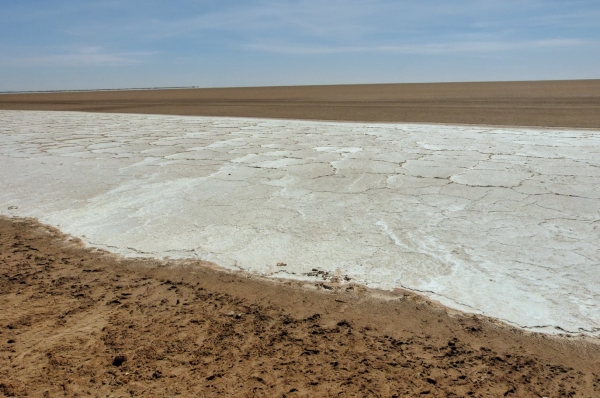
left=1, top=111, right=599, bottom=336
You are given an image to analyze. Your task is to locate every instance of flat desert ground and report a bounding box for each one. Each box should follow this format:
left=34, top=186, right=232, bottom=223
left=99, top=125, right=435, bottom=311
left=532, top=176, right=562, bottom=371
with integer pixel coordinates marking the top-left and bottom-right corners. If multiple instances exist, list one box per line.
left=1, top=80, right=600, bottom=397
left=2, top=80, right=600, bottom=129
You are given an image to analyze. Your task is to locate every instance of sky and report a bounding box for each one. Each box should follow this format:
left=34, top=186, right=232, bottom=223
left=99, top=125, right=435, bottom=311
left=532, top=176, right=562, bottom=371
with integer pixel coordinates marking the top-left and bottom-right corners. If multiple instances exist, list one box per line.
left=1, top=0, right=599, bottom=91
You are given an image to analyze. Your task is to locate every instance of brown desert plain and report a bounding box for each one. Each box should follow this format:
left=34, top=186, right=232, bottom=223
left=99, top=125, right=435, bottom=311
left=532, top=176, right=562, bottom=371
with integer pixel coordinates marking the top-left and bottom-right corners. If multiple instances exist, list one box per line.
left=1, top=80, right=600, bottom=397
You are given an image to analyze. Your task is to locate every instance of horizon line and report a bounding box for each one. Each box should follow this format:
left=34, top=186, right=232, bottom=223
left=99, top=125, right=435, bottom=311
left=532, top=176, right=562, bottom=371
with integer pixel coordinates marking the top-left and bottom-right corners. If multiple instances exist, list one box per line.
left=1, top=78, right=599, bottom=94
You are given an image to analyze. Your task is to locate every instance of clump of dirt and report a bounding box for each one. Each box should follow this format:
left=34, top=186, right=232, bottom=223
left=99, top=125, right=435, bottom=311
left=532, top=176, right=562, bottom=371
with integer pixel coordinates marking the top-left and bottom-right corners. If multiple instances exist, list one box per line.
left=1, top=217, right=599, bottom=397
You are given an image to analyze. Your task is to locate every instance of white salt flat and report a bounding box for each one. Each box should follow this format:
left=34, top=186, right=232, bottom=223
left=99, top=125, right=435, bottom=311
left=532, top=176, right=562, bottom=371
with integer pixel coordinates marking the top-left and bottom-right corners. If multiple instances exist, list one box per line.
left=1, top=110, right=599, bottom=336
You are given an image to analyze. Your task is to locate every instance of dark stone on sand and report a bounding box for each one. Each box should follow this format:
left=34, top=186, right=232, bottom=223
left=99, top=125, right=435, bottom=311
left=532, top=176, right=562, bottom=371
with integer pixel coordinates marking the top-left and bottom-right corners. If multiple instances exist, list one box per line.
left=112, top=355, right=126, bottom=366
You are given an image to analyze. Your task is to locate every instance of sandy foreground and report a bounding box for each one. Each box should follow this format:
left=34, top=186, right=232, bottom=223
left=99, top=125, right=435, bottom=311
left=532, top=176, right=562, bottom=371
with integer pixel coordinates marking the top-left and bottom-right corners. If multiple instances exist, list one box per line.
left=1, top=81, right=600, bottom=397
left=2, top=217, right=599, bottom=397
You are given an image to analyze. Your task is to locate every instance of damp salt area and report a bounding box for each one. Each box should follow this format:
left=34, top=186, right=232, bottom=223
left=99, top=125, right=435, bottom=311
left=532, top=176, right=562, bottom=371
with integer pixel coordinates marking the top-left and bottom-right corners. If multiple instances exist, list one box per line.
left=1, top=110, right=599, bottom=336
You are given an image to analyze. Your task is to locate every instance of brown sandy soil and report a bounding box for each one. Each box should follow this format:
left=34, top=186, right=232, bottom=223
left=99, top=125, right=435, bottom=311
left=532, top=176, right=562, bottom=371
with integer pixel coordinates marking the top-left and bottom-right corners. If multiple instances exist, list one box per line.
left=1, top=217, right=599, bottom=397
left=1, top=80, right=600, bottom=128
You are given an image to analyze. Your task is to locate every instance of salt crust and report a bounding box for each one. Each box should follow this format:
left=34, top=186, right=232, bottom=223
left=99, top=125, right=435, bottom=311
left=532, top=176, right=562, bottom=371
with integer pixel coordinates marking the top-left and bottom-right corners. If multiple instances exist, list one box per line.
left=1, top=111, right=599, bottom=336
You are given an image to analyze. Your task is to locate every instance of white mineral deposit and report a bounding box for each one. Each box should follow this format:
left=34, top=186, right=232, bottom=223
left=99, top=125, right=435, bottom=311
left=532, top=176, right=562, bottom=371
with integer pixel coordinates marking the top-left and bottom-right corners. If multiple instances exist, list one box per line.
left=1, top=110, right=599, bottom=336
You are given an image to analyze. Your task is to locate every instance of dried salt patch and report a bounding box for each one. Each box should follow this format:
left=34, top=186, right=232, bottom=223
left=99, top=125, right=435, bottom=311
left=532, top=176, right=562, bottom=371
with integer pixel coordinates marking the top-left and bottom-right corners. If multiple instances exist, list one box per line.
left=1, top=110, right=599, bottom=337
left=451, top=169, right=532, bottom=187
left=314, top=146, right=363, bottom=153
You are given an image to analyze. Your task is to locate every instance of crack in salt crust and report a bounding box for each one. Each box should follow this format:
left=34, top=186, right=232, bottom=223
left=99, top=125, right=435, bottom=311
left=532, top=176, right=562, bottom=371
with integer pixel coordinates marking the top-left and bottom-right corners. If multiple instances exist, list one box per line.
left=1, top=110, right=599, bottom=336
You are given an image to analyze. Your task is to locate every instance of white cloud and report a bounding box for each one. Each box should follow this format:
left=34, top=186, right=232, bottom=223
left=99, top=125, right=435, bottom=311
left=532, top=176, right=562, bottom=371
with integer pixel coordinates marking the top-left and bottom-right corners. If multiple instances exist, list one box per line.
left=246, top=39, right=588, bottom=55
left=0, top=47, right=156, bottom=67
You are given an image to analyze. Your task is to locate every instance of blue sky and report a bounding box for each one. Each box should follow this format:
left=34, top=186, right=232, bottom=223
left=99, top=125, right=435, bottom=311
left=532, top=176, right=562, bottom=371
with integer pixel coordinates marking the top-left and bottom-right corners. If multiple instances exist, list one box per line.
left=1, top=0, right=599, bottom=91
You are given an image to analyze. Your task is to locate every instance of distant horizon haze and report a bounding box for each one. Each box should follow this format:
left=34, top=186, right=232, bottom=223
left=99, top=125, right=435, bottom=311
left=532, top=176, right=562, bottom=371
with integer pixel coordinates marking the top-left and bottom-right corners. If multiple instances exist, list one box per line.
left=2, top=78, right=600, bottom=95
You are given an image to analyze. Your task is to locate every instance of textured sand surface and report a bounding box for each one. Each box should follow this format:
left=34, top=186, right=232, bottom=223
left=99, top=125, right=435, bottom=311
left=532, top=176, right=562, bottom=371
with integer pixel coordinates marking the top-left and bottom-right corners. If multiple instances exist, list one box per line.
left=1, top=217, right=599, bottom=397
left=1, top=110, right=599, bottom=336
